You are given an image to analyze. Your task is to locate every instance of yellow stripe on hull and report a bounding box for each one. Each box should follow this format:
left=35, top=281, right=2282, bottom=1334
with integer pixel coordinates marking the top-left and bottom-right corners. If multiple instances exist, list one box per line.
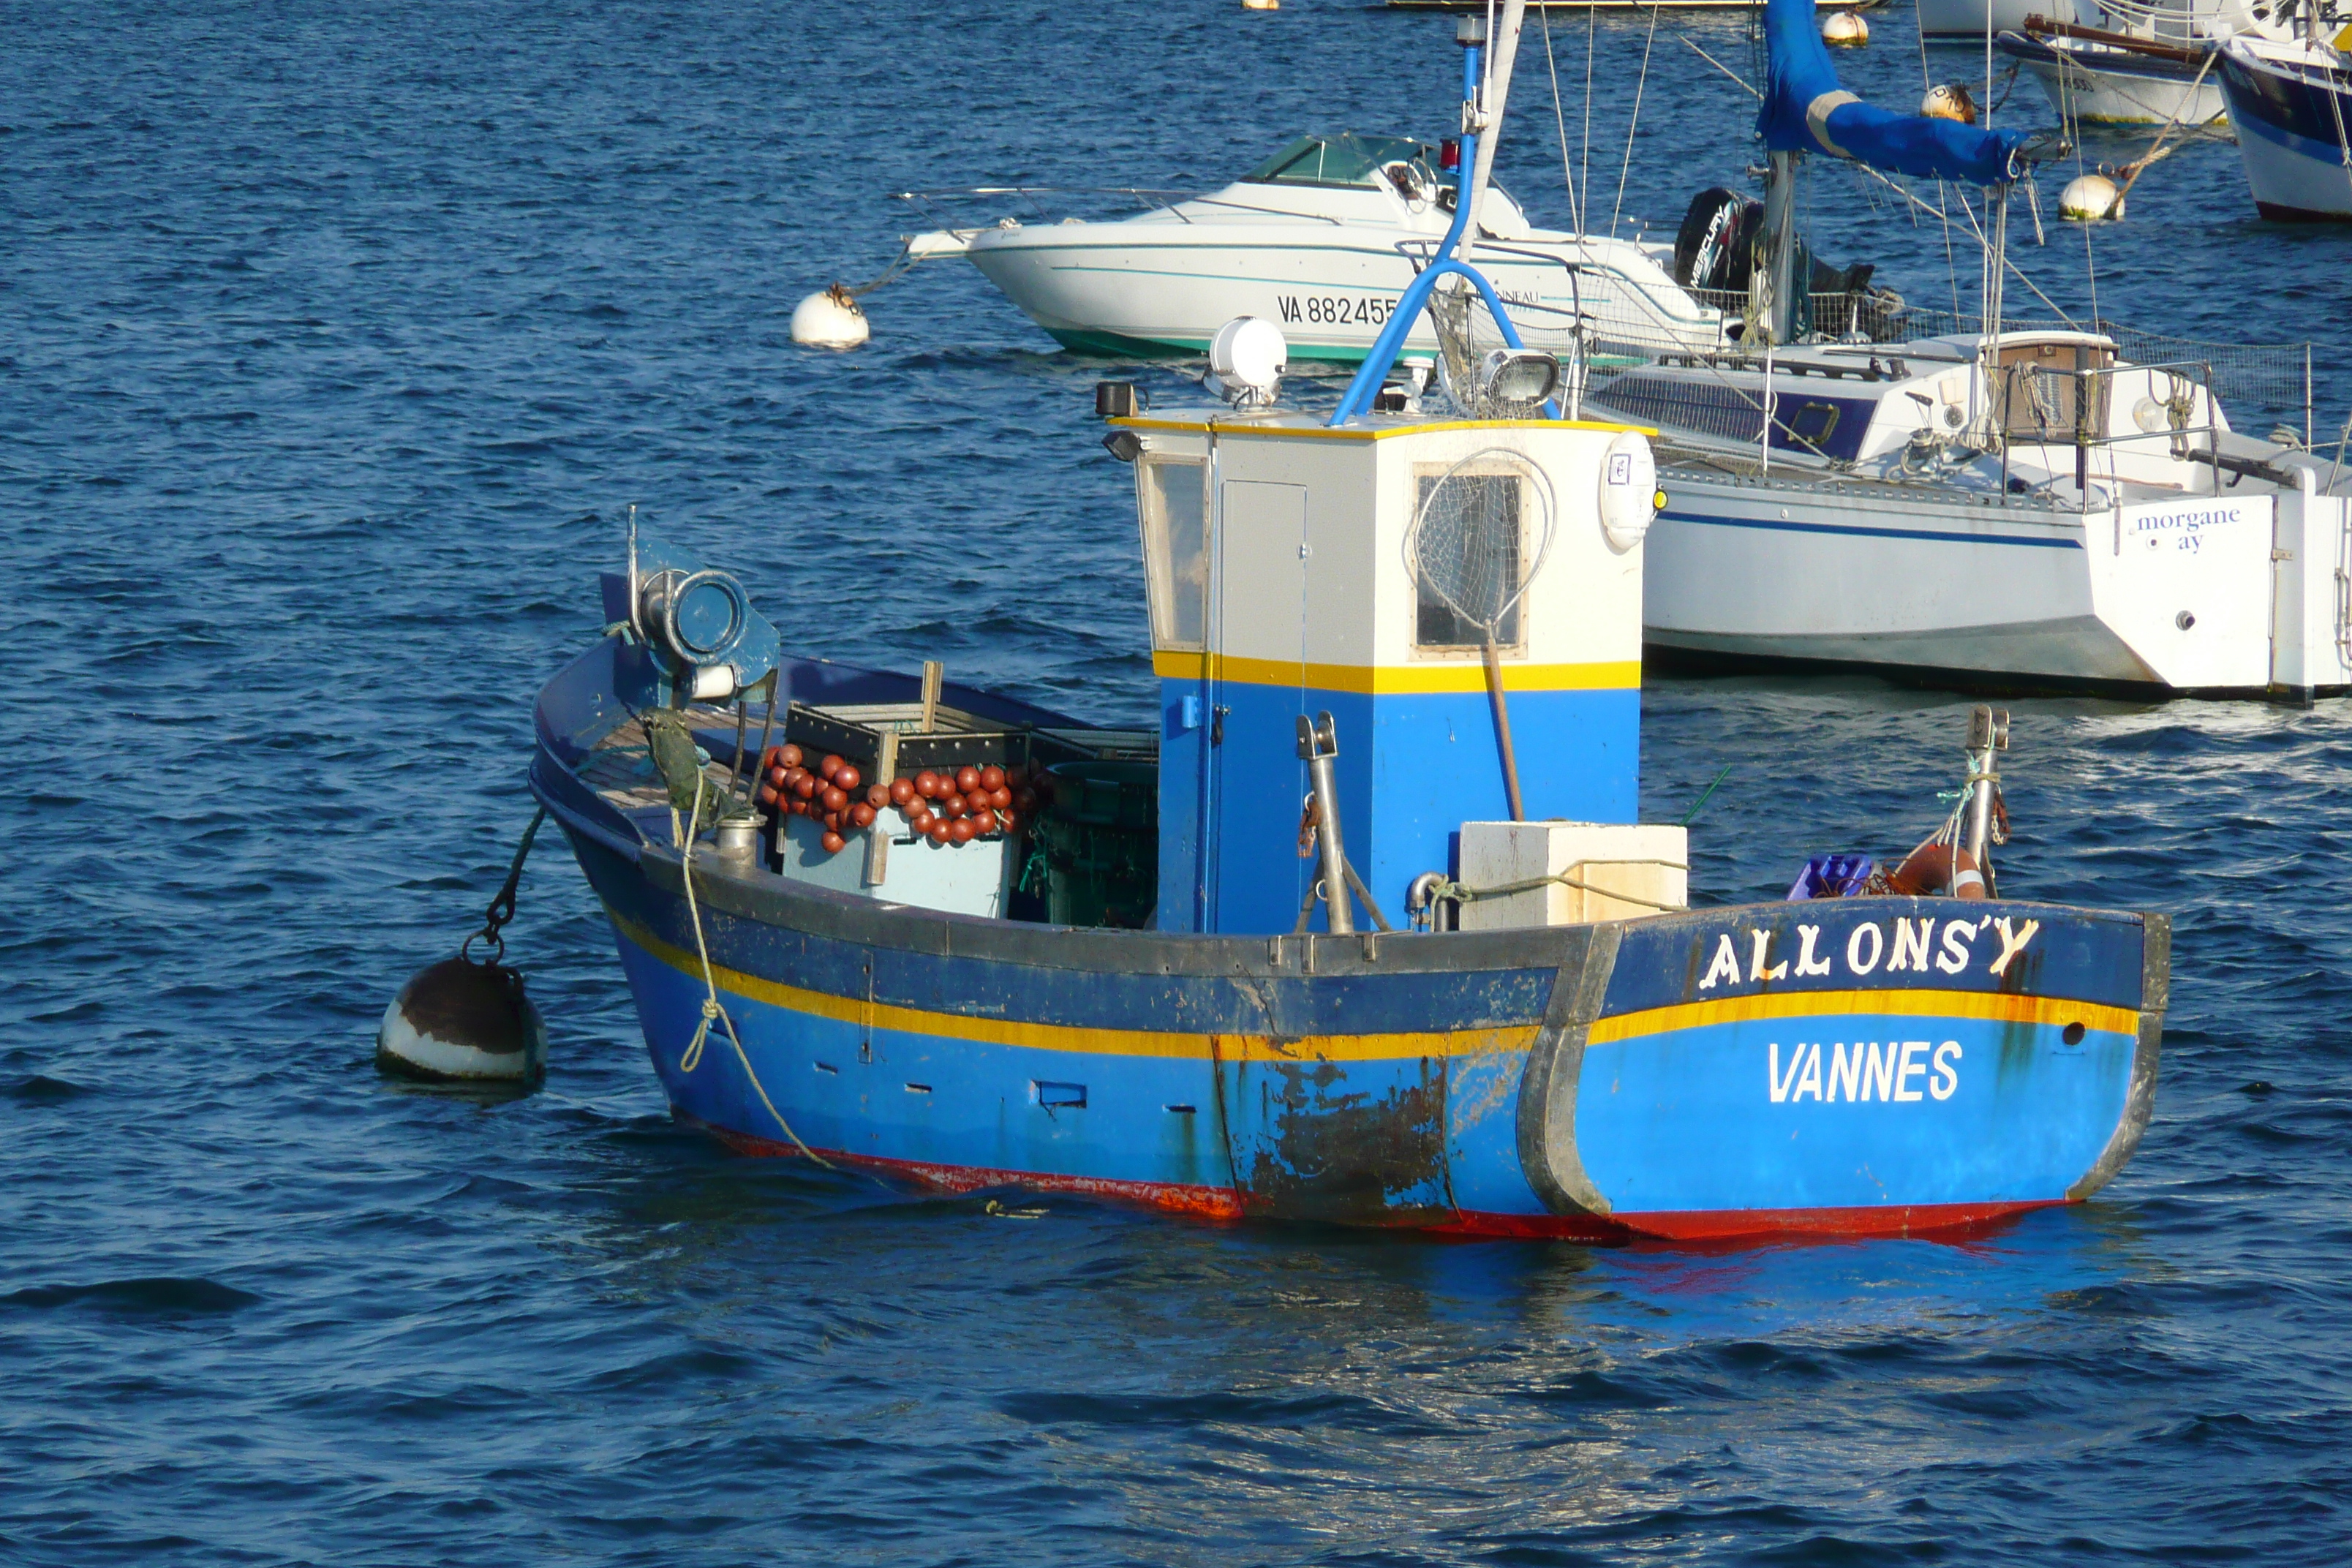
left=1150, top=649, right=1641, bottom=695
left=1588, top=988, right=2140, bottom=1046
left=611, top=908, right=1537, bottom=1063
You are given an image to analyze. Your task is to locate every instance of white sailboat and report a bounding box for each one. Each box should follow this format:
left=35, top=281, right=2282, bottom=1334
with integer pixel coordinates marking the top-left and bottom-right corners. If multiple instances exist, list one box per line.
left=1603, top=329, right=2348, bottom=694
left=1577, top=0, right=2352, bottom=697
left=1998, top=5, right=2232, bottom=127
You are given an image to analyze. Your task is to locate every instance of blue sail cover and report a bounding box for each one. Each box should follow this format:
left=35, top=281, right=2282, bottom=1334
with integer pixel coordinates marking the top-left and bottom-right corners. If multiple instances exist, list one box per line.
left=1760, top=0, right=2029, bottom=186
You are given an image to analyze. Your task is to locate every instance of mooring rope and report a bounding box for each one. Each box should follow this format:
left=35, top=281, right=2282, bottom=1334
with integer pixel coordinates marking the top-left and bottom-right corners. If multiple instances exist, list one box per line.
left=1423, top=859, right=1691, bottom=916
left=672, top=785, right=835, bottom=1169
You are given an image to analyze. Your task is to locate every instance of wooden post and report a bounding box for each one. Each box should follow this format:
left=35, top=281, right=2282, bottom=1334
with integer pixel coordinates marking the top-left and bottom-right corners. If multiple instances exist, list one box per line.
left=863, top=730, right=900, bottom=887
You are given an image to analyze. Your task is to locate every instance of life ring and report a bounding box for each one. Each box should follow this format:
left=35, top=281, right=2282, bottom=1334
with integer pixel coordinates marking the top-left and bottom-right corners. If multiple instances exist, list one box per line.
left=1888, top=836, right=1987, bottom=900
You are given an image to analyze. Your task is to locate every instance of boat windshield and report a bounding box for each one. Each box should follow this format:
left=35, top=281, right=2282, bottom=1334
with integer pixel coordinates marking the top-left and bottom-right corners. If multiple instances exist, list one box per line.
left=1242, top=133, right=1450, bottom=190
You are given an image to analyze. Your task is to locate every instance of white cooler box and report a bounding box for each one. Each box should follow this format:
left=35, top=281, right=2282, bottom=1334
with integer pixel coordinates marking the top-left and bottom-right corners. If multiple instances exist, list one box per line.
left=1455, top=821, right=1689, bottom=930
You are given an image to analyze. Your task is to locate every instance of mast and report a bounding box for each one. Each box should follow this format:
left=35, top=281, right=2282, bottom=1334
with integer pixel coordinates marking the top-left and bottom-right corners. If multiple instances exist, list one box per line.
left=1983, top=184, right=2009, bottom=491
left=1759, top=150, right=1798, bottom=346
left=1459, top=0, right=1529, bottom=264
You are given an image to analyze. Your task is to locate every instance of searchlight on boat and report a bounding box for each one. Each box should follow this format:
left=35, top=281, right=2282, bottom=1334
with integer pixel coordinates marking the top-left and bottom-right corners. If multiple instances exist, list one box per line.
left=1474, top=347, right=1561, bottom=408
left=1205, top=316, right=1288, bottom=407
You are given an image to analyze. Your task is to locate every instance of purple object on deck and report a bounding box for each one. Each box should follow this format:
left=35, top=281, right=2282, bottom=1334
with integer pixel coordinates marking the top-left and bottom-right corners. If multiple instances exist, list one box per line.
left=1787, top=853, right=1875, bottom=900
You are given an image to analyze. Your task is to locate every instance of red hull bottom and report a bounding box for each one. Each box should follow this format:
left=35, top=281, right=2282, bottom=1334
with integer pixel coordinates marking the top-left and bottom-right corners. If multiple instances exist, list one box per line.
left=692, top=1116, right=2068, bottom=1245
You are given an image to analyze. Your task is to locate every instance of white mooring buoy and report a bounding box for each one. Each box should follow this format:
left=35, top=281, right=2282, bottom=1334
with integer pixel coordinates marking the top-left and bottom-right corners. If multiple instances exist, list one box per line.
left=791, top=283, right=870, bottom=349
left=1921, top=83, right=1979, bottom=124
left=1822, top=10, right=1869, bottom=46
left=2060, top=173, right=2124, bottom=221
left=378, top=955, right=549, bottom=1087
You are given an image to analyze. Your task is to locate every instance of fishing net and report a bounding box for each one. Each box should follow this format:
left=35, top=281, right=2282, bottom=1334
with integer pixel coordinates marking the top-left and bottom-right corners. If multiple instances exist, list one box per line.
left=1404, top=445, right=1559, bottom=821
left=1405, top=448, right=1557, bottom=648
left=1428, top=280, right=1520, bottom=418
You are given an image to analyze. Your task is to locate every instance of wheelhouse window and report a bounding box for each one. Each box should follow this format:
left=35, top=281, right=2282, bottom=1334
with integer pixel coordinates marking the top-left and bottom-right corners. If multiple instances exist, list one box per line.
left=1412, top=469, right=1526, bottom=650
left=1138, top=458, right=1210, bottom=650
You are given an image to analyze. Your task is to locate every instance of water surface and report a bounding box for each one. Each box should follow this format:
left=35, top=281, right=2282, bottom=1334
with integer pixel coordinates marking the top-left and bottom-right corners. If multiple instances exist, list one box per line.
left=3, top=1, right=2348, bottom=1561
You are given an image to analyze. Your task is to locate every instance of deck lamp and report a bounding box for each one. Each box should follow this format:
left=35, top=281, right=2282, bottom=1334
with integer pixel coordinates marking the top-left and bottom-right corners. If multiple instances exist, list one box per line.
left=1474, top=348, right=1561, bottom=409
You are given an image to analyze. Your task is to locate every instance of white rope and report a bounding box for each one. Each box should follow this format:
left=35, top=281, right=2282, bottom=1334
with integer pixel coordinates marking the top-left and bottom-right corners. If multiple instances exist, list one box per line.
left=1541, top=2, right=1584, bottom=235
left=1611, top=1, right=1665, bottom=236
left=1678, top=33, right=1758, bottom=99
left=2059, top=31, right=2102, bottom=325
left=1580, top=3, right=1596, bottom=241
left=675, top=782, right=836, bottom=1169
left=1939, top=179, right=1964, bottom=320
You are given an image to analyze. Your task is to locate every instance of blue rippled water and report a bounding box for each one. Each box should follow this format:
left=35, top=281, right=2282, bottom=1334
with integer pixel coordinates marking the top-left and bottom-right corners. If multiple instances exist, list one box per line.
left=4, top=1, right=2348, bottom=1561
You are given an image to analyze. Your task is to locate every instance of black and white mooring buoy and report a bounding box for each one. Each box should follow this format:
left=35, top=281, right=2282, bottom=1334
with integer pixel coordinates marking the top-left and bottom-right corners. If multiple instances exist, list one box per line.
left=1921, top=83, right=1979, bottom=124
left=377, top=809, right=549, bottom=1088
left=377, top=954, right=548, bottom=1086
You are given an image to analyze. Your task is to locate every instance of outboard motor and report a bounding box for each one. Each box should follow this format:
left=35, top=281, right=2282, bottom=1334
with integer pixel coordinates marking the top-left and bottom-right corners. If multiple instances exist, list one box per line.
left=1675, top=185, right=1897, bottom=342
left=1672, top=186, right=1762, bottom=298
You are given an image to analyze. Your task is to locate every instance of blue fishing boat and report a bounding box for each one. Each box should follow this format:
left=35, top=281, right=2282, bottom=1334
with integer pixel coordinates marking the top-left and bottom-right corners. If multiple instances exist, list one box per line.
left=511, top=7, right=2168, bottom=1241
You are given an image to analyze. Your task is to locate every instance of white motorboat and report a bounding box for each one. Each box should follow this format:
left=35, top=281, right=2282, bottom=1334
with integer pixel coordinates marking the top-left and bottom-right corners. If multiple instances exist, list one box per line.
left=1919, top=0, right=2086, bottom=41
left=2217, top=20, right=2352, bottom=219
left=905, top=131, right=1736, bottom=366
left=1592, top=329, right=2351, bottom=696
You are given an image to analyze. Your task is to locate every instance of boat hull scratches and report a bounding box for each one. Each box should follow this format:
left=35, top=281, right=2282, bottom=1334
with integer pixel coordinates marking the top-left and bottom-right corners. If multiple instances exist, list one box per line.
left=679, top=1115, right=2067, bottom=1245
left=551, top=793, right=2165, bottom=1245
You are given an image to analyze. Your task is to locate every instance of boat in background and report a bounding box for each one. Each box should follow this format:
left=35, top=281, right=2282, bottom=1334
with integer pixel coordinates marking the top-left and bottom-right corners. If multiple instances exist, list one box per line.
left=903, top=129, right=1731, bottom=369
left=1594, top=0, right=2352, bottom=698
left=1605, top=325, right=2352, bottom=696
left=1997, top=0, right=2348, bottom=128
left=2218, top=15, right=2352, bottom=219
left=1385, top=0, right=1877, bottom=9
left=1920, top=0, right=2087, bottom=41
left=1999, top=7, right=2231, bottom=126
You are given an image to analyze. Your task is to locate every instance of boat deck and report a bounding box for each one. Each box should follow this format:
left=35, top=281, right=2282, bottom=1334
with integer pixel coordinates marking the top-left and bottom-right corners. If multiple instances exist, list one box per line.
left=581, top=698, right=1161, bottom=926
